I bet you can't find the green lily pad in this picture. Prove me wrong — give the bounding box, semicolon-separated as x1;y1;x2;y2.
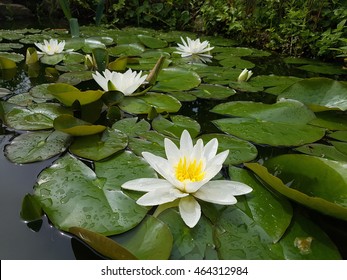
297;63;346;75
48;83;104;106
112;117;150;137
190;84;236;100
113;215;173;260
330;141;347;156
54;114;106;136
309;111;347;130
70;128;128;161
328;131;347;142
4;130;72;163
249;75;303;95
219;56;255;69
246;160;347;221
199;133;257;165
33;151;155;235
212;99;325;146
279;77;347;111
29;84;56;101
158;209;217;260
108;44;145;56
229;167;293;243
152;115;200;138
152;67;201;91
2;102;72;130
118;92;181;114
40;54;65;65
69;227;137;260
137;35;168;49
294;143;347;161
57;71;93;85
0;52;25;62
213;117;326;146
211;99;316;124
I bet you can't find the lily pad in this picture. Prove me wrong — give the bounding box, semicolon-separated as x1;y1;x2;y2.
246;160;347;221
112;117;150;137
137;35;168;49
229;166;293;243
294;143;347;161
158;209;217;260
33;151;156;235
108;44;145;56
199;133;257;165
5;130;72;164
279;77;347;111
213;117;326;146
190;84;236;100
54;114;106;136
152;67;201;91
3;102;72;130
118;92;181;114
70;128;128;161
212;99;325;146
248;75;303;95
152;115;200;138
113;215;173;260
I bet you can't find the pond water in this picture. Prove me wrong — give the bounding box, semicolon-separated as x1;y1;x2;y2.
1;24;347;260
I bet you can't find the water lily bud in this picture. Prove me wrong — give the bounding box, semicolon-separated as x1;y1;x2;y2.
238;68;253;82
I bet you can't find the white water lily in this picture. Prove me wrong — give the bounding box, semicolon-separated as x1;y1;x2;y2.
34;39;66;55
122;130;252;228
175;37;214;63
92;68;148;95
238;68;253;82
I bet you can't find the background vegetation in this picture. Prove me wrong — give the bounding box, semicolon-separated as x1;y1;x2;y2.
5;0;347;59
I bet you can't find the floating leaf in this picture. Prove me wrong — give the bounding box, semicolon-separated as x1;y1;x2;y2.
190;84;236;100
70;128;128;161
118;92;181;114
229;166;293;243
54;114;106;136
152;67;201;91
3;102;72;130
5;130;72;163
248;75;303;95
113;215;173;260
246;160;347;221
34;151;155;235
294;143;347;161
48;83;104;106
108;43;145;56
279;77;347;111
138;35;168;49
40;54;65;65
199;133;257;165
152;115;200;138
20;194;43;222
158;209;217;260
69;227;137;260
112;117;150;137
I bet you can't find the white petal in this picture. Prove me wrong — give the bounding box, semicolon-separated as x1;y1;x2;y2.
180;130;193;155
203;138;218;161
92;71;108;91
164;138;180;165
207;150;229;166
179;196;201;228
190;138;204;163
137;187;188;206
121;178;170;192
194;180;252;205
142;152;178;186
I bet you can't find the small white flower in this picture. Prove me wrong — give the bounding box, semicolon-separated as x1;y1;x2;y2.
34;39;66;55
92;69;148;95
122;130;252;228
238;68;253;82
175;37;214;63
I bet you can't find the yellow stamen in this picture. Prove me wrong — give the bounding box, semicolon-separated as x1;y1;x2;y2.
175;157;205;182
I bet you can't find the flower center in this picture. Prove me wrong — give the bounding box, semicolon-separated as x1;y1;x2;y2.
175;157;205;182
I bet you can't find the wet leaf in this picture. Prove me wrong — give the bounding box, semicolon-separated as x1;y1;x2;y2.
246;161;347;221
33;151;155;235
69;227;137;260
152;115;200;138
54;114;106;136
70;128;128;161
5;130;72;163
20;194;43;222
113;215;173;260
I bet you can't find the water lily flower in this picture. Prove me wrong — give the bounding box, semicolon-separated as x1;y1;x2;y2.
175;37;214;63
34;39;66;55
92;68;148;95
238;68;253;82
122;130;252;228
